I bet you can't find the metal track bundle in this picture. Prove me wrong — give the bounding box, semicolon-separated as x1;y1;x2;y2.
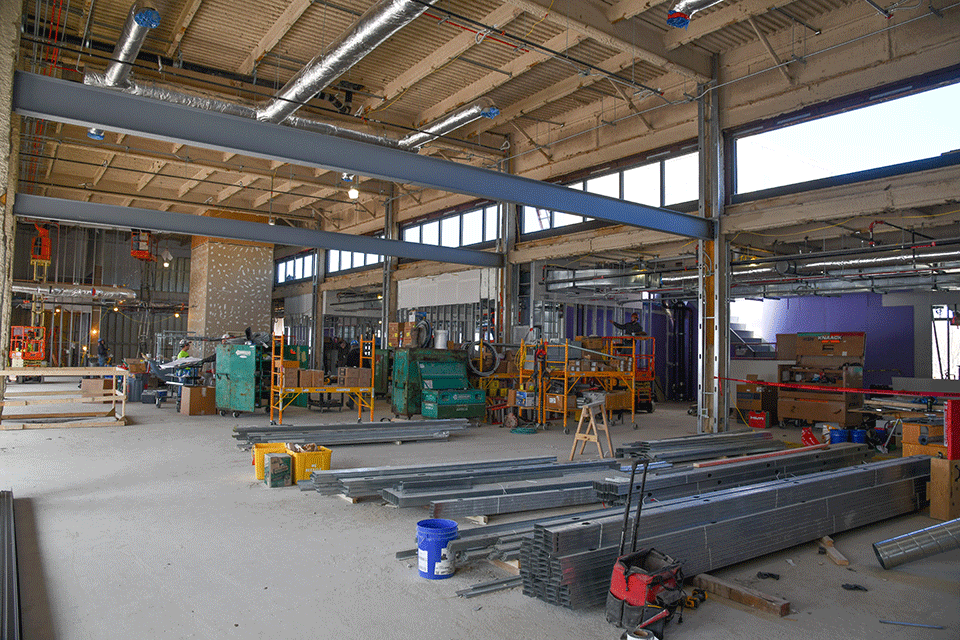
232;419;471;449
615;430;785;462
519;457;930;609
595;443;872;505
1;491;21;640
300;456;559;496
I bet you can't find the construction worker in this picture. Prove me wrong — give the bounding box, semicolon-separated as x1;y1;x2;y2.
612;312;647;336
97;338;109;366
177;340;191;359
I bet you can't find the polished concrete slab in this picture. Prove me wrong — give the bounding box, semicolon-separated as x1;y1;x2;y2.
2;381;957;639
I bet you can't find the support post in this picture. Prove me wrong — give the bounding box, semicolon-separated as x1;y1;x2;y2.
381;186;399;349
697;57;728;434
0;0;21;393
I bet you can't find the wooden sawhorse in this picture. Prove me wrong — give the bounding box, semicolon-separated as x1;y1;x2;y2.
570;401;613;460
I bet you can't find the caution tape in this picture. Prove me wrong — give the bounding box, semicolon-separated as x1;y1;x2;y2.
721;377;960;400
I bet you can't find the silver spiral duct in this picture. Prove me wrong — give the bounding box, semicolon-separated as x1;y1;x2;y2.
13;281;138;300
84;2;160;140
666;0;726;27
398;98;500;150
256;0;436;124
873;517;960;569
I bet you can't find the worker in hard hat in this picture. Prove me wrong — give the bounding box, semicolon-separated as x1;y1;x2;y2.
177;340;192;359
612;312;647;336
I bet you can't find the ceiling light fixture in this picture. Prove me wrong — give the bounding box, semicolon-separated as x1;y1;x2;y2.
347;187;360;200
268;217;276;226
161;249;173;268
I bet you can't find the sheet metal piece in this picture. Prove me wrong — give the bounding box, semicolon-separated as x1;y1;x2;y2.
873;517;960;569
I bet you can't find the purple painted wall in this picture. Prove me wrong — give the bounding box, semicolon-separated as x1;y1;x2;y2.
754;293;913;387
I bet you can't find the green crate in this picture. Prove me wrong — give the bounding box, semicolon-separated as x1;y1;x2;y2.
422;401;486;419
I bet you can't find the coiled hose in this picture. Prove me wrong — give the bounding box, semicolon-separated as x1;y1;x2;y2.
462;340;501;377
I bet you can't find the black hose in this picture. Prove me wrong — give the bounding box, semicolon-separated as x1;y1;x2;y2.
462;341;501;376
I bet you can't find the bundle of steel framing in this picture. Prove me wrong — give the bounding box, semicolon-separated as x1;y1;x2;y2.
1;491;21;640
595;443;873;505
615;430;784;462
232;419;471;449
302;456;559;497
519;457;930;609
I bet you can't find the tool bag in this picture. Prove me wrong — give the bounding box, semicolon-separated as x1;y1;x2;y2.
606;548;685;628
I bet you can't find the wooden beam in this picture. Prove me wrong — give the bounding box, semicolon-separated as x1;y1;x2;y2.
500;0;710;81
664;0;784;50
366;4;524;113
215;174;258;203
417;29;587;125
607;0;671;23
474;51;636;135
691;574;790;617
179;167;215;197
166;0;204;57
91;151;115;186
137;158;168;192
252;179;295;207
238;0;313;76
747;17;793;84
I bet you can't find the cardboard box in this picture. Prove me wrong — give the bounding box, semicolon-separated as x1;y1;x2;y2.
545;393;577;412
748;410;772;429
581;337;603;352
515;390;536;407
283;367;299;388
81;378;114;401
180;385;217;415
263;452;292;487
607;391;634;411
349;368;372;388
123;358;147;374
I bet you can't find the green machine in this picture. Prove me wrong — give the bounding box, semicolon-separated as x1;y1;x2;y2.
215;344;271;416
391;348;469;417
419;361;486;419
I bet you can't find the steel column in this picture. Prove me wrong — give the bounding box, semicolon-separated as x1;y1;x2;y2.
12;72;715;240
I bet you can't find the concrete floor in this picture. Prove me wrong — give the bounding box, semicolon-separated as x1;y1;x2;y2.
2;381;958;640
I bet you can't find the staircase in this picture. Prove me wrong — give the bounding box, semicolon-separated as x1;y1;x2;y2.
730;319;777;359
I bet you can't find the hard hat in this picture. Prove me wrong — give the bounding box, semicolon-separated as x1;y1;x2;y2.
221;333;231;340
179;339;190;347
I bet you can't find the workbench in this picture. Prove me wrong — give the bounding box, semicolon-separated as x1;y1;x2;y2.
1;366;129;429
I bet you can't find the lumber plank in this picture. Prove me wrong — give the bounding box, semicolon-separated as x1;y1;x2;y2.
489;559;520;576
1;416;128;430
467;515;489;525
0;394;120;407
818;536;849;565
0;409;114;421
694;444;829;468
3;367;127;376
692;574;790;617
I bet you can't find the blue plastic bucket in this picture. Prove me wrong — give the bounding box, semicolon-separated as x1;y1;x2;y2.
417;519;459;579
851;429;868;443
829;429;850;443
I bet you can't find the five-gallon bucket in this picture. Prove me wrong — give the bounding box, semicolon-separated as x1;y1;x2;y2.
829;429;850;443
433;329;449;349
851;429;868;443
417;518;459;579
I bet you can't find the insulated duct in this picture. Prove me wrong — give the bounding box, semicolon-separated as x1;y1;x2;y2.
255;0;436;124
12;281;138;300
85;2;160;140
398;98;500;150
667;0;727;28
873;517;960;569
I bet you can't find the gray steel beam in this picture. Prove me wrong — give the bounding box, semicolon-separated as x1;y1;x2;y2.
12;72;715;240
13;194;501;267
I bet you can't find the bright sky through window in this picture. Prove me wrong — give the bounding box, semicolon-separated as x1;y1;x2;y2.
736;82;960;194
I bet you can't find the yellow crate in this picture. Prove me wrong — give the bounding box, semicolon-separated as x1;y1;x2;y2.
286;446;333;482
253;443;287;480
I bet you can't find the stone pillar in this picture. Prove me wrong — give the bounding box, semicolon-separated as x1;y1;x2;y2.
187;211;273;359
0;0;20;383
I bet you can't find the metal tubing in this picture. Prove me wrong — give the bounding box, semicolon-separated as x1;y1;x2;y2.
618;459;640;556
12;72;715;240
628;460;650;553
872;517;960;569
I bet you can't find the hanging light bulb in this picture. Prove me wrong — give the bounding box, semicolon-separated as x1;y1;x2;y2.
268;217;276;226
113;306;119;312
174;312;180;318
347;187;360;200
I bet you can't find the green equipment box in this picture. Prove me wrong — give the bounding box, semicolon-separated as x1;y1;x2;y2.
391;348;469;417
215;344;271;415
422;401;486;419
